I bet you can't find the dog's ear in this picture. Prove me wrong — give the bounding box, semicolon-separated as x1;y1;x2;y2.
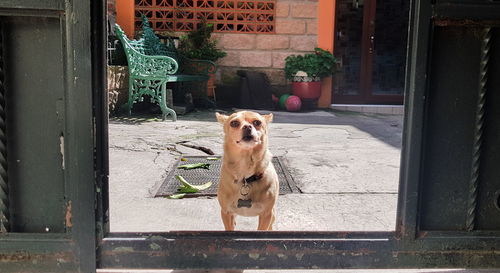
263;113;273;123
215;112;229;124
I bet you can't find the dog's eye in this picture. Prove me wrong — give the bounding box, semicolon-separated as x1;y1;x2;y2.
252;120;262;127
230;120;240;128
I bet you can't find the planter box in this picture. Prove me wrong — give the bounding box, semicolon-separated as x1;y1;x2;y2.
107;65;129;114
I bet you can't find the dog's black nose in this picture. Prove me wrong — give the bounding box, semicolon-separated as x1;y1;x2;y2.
242;125;252;131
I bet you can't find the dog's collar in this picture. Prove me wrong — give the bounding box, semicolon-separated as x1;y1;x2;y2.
239;173;263;200
243;173;263;184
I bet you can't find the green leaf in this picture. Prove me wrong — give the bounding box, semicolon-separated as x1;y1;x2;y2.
175;175;213;193
177;163;210;170
190;181;213;191
167;193;186;199
177;186;198;193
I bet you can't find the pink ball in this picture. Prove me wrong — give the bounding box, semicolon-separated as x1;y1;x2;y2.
272;94;279;104
285;95;302;112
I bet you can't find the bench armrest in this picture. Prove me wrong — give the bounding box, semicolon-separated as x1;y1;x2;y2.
128;51;179;77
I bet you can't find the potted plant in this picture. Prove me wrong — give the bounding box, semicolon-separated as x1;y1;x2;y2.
284;48;337;104
177;21;227;98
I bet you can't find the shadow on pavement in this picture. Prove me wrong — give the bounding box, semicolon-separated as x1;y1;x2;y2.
111;109;403;149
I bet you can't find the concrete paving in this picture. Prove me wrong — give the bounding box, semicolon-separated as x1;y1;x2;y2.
109;109;402;232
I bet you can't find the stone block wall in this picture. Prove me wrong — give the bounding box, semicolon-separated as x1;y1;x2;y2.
214;0;319;88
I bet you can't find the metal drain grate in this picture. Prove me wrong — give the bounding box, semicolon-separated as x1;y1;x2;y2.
155;156;300;197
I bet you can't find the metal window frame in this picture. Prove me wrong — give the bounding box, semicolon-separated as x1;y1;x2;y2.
96;0;500;270
0;0;96;272
1;0;500;271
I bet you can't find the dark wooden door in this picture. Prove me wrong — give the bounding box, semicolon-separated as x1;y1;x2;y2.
333;0;407;104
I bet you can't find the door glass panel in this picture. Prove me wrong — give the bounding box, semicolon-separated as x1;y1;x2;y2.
334;0;364;96
371;0;409;95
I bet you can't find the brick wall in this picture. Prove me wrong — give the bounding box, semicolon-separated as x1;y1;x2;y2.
214;0;318;88
108;0;319;89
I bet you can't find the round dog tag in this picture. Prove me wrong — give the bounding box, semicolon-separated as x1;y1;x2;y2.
240;184;250;196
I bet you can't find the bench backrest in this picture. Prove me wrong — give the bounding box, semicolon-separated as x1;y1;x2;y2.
115;23;178;59
114;24;179;77
140;15;179;60
114;24;142;58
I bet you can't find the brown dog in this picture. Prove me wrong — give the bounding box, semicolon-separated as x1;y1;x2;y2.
216;111;279;231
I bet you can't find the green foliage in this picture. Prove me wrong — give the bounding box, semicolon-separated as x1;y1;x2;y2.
284;48;338;79
178;21;227;62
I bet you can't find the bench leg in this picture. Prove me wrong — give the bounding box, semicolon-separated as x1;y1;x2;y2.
160;84;177;122
127;78;134;116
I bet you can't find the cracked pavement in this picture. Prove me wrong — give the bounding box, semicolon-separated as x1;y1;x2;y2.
109;109;403;232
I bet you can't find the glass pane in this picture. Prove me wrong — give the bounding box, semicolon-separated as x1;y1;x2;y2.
371;0;409;95
334;0;364;96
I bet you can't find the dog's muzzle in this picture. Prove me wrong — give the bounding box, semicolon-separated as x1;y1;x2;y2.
241;125;254;142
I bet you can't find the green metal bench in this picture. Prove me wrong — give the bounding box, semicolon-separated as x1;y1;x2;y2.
139;15;217;87
115;19;216;121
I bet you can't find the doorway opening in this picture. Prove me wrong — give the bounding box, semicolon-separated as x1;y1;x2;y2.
106;0;404;233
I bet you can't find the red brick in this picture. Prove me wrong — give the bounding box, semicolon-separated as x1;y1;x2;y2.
307;20;318;34
240;52;272;68
290;35;317;51
256;35;289;50
220;34;256;50
276;2;290;17
291;3;317;18
276;19;306;34
218;51;240;67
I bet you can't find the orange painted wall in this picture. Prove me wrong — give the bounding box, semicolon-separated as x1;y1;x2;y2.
116;0;135;38
317;0;336;107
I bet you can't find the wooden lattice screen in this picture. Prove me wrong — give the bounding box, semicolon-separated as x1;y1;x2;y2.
135;0;276;33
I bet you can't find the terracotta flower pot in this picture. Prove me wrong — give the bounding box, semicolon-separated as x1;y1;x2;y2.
292;81;321;99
